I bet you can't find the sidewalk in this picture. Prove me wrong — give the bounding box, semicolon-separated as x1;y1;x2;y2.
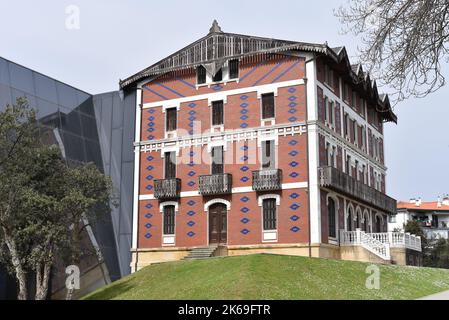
417;290;449;300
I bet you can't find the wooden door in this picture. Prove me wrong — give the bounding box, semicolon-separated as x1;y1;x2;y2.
209;204;227;244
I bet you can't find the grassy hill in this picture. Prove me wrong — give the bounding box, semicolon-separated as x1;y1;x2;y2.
83;254;449;300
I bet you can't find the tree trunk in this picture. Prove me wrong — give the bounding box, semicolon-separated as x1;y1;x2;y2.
4;235;27;300
35;262;51;300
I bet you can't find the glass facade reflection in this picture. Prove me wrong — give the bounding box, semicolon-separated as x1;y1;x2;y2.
0;56;135;299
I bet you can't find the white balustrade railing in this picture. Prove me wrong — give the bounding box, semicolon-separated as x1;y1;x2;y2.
340;229;422;261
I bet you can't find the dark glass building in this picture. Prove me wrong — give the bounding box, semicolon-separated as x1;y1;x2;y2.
0;56;135;299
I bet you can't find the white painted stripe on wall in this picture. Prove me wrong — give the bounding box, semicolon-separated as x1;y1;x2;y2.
138;182;308;201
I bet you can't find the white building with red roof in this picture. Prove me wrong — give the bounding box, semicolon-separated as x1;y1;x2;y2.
391;196;449;239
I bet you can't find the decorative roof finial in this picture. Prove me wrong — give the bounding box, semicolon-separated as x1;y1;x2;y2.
209;20;223;34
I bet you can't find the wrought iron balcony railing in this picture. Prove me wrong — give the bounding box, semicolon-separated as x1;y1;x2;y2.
199;174;232;195
154;178;181;199
318;166;396;214
252;169;283;191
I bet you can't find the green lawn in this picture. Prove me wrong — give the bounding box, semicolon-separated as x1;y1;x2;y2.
83;254;449;300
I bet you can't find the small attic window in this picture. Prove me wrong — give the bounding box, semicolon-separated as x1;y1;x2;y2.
213;68;223;82
197;66;207;85
229;59;239;79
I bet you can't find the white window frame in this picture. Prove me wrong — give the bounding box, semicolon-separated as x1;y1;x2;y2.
258;194;280;243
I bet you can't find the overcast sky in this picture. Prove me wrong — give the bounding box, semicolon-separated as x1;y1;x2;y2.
0;0;447;202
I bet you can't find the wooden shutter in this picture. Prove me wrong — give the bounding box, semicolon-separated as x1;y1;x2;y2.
211;146;224;174
163;205;175;235
164;152;176;179
263;199;277;230
212;101;224;126
262;93;275;119
166;108;177;132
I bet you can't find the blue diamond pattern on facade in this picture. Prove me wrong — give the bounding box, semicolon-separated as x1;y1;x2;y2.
240;156;249;161
145;223;152;229
240;176;249;183
240;207;250;214
146;185;153;191
144;213;153;219
241;218;250;224
240;95;249;100
187;200;196;206
290;193;300;199
289;102;298;108
291;227;300;233
187;211;196;217
187;181;196;187
288;87;297;93
188;116;196;121
187;171;196;177
149;108;156;114
240;109;249;114
288;96;297;101
290;203;301;210
188;162;195;167
289;161;299;168
289;117;298;122
290;172;299;178
189;103;196;108
187;221;195;227
288;151;298;157
241;229;250;235
147;155;154;161
240;196;250;203
189;151;195;157
145;233;152;239
240;123;248;129
288;109;297;114
145;203;153;209
241;145;249;151
147;135;155;140
148;122;155;127
146;165;154;171
148;116;155;121
188;110;196;115
187;231;196;237
240;166;249;172
147;127;155;133
146;175;154;181
240;115;249;121
240;103;249;108
290;215;300;222
288;140;298;146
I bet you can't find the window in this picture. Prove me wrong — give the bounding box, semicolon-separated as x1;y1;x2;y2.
355;160;359;181
352;120;358;144
325;98;334;126
212;69;223;82
331;146;336;168
211;146;224;174
347;208;353;231
343;83;349;102
362;165;366;184
163;205;175;235
325;143;330;167
360;98;366;117
352;91;357;109
346;155;351;175
361;126;366;149
262;93;275;119
262;198;277;231
324;64;334;87
229;59;239;79
262;140;275;169
197;66;207;85
389;215;397;223
328;198;337;238
212;100;224;126
324;97;329;123
164;152;176;179
344;113;349;137
166;107;177;132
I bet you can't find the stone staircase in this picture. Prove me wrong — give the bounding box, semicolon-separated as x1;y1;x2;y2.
183;246;218;260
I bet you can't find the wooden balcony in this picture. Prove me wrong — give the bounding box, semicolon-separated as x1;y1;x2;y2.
199;174;232;196
252;169;283;191
318;166;396;214
154;178;181;199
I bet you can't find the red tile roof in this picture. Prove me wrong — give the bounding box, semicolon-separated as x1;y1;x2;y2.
397;201;449;212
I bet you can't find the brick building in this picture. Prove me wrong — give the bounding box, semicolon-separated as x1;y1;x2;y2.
121;22;421;269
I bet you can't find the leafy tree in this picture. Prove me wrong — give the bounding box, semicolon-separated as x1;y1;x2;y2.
336;0;449;103
0;98;114;300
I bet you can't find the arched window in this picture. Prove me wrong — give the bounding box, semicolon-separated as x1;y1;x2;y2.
328;198;337;238
375;215;382;233
363;212;370;232
347;207;353;231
